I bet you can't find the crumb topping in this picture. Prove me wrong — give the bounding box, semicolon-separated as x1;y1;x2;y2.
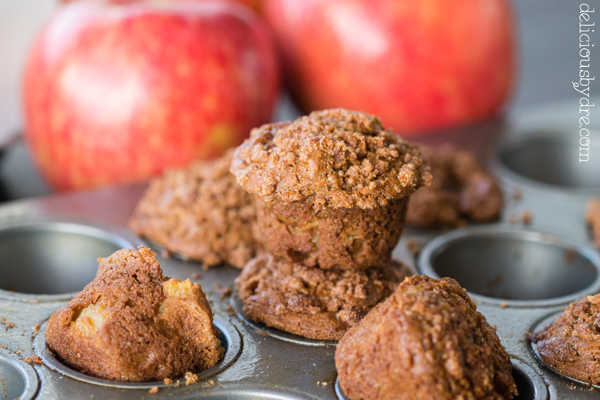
231;109;431;210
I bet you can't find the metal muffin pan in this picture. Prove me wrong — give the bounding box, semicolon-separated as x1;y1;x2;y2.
1;109;600;399
0;346;39;400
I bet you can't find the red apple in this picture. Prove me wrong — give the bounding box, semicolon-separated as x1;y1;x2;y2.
62;0;265;14
23;0;279;191
264;0;515;135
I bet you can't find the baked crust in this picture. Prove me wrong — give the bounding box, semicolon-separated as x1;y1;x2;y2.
531;294;600;385
407;144;504;229
128;150;259;268
45;247;224;381
235;254;411;341
336;275;517;400
231;109;431;211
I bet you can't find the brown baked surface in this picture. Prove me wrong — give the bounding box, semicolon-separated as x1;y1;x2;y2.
231;109;432;211
235;254;411;340
336;275;518;400
587;199;600;248
531;294;600;385
128;150;259;268
407;144;504;229
45;247;224;382
255;196;408;270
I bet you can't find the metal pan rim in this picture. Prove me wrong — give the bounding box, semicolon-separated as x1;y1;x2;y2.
175;384;320;399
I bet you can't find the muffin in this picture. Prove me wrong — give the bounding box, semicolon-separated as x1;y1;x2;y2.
231;109;431;269
336;275;518;400
587;199;600;249
45;247;224;381
531;294;600;385
235;254;411;340
128;150;259;268
407;144;504;229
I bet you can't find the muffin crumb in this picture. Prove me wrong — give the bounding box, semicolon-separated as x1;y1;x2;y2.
185;372;198;385
587;200;600;248
521;211;533;225
21;356;42;364
214;283;232;300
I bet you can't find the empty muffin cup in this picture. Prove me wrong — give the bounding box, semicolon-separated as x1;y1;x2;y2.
0;347;39;400
0;217;143;301
495;130;600;194
418;225;600;307
34;315;241;389
254;196;409;270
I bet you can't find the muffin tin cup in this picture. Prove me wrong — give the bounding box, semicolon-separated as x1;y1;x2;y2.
334;359;548;400
0;216;144;302
418;225;600;307
34;315;242;389
493;129;600;196
229;294;337;347
0;347;40;400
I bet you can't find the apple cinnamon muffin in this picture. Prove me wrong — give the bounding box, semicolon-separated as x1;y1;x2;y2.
530;294;600;385
407;144;504;229
587;199;600;249
128;150;259;268
235;254;411;340
45;247;224;382
231;109;431;269
336;275;518;400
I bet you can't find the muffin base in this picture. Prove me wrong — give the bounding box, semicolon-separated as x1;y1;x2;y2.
235;254;411;341
254;196;408;270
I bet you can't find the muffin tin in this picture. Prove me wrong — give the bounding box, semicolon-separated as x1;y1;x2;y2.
0;102;599;399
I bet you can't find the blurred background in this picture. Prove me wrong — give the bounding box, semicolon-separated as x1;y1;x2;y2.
0;0;597;201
